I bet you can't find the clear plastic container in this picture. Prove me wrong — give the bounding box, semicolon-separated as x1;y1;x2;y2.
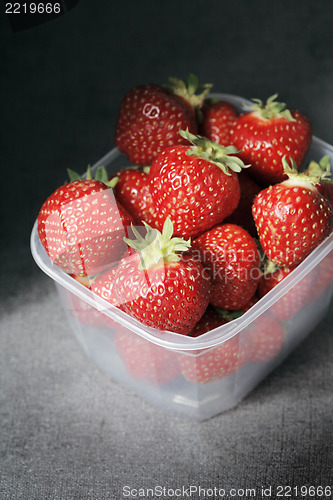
30;94;333;421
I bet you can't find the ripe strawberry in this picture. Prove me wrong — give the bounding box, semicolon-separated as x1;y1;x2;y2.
111;166;162;228
148;129;248;239
165;73;212;124
224;171;261;237
247;314;285;363
230;94;312;185
91;265;122;309
257;261;314;321
179;329;250;384
112;218;211;335
304;155;333;207
115;75;211;166
307;249;333;303
199;98;238;145
252;157;332;267
114;330;180;385
191;223;260;310
65;274;115;329
189;305;228;336
38;168;133;277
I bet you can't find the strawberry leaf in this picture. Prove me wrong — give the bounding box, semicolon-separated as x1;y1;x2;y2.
180;128;250;175
94;166;109;184
67;168;83;182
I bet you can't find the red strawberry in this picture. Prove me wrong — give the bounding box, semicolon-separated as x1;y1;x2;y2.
38;168;133;277
199;98;238;145
191;223;260;310
247;314;285;363
115;75;211;166
189;305;228;336
111;166;162;228
308;249;333;302
252;157;332;267
68;292;117;330
148;130;248;239
304;155;333;207
224;171;261;237
91;265;122;309
114;330;180;385
65;274;116;329
239;294;260;312
179;322;250;384
257;261;314;321
230;94;312;185
112;218;211;335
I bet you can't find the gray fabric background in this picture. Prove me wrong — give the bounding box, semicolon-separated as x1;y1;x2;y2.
1;1;333;498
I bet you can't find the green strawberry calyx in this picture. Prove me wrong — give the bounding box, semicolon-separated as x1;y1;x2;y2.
124;218;191;271
67;165;119;188
244;93;296;121
180;128;250;175
282;156;322;189
165;73;213;109
306;155;333;184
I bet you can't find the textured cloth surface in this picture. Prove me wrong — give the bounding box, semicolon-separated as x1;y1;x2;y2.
1;277;333;499
1;1;333;498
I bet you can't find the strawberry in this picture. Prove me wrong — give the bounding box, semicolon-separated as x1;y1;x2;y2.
115;75;211;166
189;305;228;336
247;314;285;363
64;274;116;329
114;330;180;385
165;73;212;124
178;313;250;384
111;166;162;228
37;167;133;277
199;98;238;145
252;157;332;267
191;223;260;310
112;218;211;335
69;292;117;330
224;171;261;237
308;249;333;303
304;155;333;207
91;265;122;309
239;294;260;312
148;129;248;239
257;261;314;321
230;94;312;185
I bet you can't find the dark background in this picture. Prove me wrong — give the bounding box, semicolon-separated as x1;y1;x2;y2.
1;1;333;498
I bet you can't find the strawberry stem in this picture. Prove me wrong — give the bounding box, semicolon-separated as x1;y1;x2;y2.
124;218;191;271
179;128;250;175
